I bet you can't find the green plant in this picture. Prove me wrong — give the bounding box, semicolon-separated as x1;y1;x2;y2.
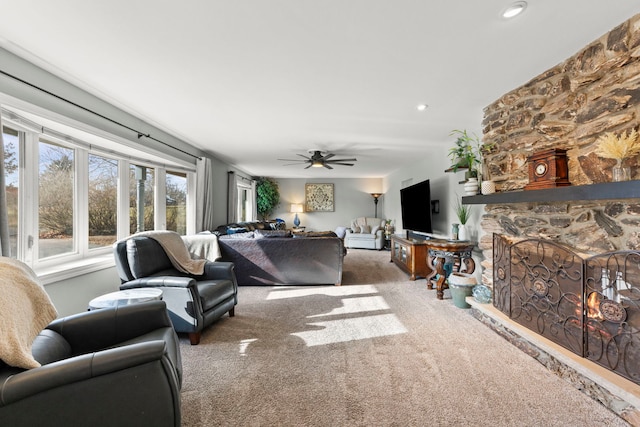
256;177;280;220
448;130;495;177
453;196;472;225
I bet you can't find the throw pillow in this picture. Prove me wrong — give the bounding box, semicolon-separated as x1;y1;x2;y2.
360;225;371;234
227;226;249;235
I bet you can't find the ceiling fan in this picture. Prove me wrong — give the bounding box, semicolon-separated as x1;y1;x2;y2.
278;150;357;169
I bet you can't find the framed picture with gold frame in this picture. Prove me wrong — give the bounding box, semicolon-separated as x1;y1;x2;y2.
305;183;334;212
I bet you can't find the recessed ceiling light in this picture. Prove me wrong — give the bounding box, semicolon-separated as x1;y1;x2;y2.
502;1;527;19
416;104;429;111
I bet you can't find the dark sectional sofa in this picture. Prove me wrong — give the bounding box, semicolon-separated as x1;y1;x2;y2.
215;222;344;286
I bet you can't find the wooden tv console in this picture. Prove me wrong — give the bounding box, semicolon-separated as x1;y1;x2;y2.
389;235;432;280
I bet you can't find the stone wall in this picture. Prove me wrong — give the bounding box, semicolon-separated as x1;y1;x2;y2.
478;14;640;287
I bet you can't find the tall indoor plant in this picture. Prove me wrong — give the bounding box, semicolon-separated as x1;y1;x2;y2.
256;177;280;220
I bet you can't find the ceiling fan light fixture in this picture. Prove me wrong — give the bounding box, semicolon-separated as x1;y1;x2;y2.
311;160;324;167
502;1;527;19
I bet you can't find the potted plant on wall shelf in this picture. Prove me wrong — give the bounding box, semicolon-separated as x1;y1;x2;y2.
448;129;481;180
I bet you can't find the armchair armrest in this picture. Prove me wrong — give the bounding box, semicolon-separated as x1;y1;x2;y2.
47;301;173;352
120;276;196;290
0;341;169;406
202;261;236;281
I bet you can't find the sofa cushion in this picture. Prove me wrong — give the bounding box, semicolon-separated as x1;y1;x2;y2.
254;229;292;238
292;231;338;238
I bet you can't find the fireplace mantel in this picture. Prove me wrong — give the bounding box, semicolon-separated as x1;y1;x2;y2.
462;180;640;205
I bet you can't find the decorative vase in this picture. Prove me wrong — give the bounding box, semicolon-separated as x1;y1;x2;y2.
447;272;477;309
458;224;468;241
481;180;496;195
464;177;479;195
612;164;631;182
451;223;459;240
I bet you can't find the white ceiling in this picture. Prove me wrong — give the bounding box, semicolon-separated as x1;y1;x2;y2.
1;1;639;178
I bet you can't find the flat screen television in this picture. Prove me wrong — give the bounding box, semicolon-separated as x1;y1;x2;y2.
400;179;433;234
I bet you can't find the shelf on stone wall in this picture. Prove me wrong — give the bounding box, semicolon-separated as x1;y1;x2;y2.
462;180;640;205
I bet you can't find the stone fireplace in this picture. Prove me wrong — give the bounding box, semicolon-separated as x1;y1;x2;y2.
478;13;640;281
469;13;640;424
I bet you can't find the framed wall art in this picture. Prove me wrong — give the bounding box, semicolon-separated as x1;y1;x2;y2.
305;183;334;212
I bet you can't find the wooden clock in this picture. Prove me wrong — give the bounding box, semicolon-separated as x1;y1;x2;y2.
524;148;571;190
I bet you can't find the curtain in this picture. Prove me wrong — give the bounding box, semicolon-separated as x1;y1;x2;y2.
0;114;10;256
227;171;238;224
250;179;257;221
196;157;215;232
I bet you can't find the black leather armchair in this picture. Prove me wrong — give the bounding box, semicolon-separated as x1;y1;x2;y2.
114;236;238;344
0;301;182;427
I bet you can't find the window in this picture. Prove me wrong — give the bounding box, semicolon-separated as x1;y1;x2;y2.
1;109;196;276
129;164;155;234
88;153;118;249
166;171;187;235
2;126;19;257
236;179;255;223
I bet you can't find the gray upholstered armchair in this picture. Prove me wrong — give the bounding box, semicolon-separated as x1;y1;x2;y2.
114;235;238;344
344;217;386;250
0;301;182;427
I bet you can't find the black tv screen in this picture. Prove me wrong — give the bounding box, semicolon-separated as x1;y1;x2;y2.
400;179;433;234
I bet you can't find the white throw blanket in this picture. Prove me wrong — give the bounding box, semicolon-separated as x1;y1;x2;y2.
182;233;221;262
0;257;58;369
133;231;207;275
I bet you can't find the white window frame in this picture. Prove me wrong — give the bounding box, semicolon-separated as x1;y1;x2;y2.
236;179;256;222
1;104;197;283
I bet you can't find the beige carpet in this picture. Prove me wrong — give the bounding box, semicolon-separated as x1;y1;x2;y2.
179;249;628;427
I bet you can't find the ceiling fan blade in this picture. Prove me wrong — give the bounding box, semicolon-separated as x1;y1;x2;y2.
282;162;308;166
297;153;311;159
326;158;357;163
323;163;334;169
323;153;335;160
329;162;355;166
278;158;308;162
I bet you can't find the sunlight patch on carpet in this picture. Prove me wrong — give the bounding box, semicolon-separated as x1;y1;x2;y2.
266;284;379;300
307;296;390;318
291;313;408;346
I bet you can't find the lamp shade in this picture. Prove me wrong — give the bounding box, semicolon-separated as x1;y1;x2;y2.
290;203;304;213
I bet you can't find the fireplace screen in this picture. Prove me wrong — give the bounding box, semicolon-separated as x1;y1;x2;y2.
494;234;640;385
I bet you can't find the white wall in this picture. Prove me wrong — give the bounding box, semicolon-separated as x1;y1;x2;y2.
382;142;485;282
271;178;384;232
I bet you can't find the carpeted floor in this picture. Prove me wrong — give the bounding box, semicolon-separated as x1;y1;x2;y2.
179;249;628;426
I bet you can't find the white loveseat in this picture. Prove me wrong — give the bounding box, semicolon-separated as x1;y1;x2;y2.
344;217;385;250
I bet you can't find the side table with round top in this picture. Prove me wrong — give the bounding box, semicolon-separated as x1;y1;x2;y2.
425;239;476;300
88;288;164;310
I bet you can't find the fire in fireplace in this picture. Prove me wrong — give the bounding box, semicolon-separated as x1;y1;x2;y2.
494;234;640;385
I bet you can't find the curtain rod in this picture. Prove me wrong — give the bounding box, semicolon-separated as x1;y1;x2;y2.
0;69;202;160
228;171;254;182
